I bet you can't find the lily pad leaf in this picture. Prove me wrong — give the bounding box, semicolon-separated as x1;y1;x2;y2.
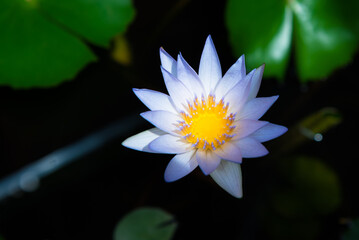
273;156;341;218
226;0;358;82
226;0;293;79
113;207;177;240
38;0;135;47
0;0;134;88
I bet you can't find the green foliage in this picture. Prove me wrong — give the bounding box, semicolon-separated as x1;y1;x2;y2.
274;156;341;217
0;0;134;88
264;156;341;240
113;207;177;240
226;0;359;82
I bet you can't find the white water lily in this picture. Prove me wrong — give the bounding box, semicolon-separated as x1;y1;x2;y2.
122;35;287;198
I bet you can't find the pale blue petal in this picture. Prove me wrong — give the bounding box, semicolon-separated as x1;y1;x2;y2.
122;128;166;153
133;88;177;113
235;137;269;158
198;35;222;93
149;134;191;154
210;160;243;198
239;96;279;120
247;64;265;100
177;54;206;97
160;47;177;76
214;142;242;163
234;120;268;139
140;110;181;135
196;150;221;175
250;123;288;142
161;67;193;111
164;150;197;182
224;69;255;114
214;55;245;99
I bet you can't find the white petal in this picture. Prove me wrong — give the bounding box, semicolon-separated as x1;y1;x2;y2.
247;64;265;100
214;55;245;99
250;123;288;142
149;134;191;154
198;35;222;93
214;142;242;163
224;69;255;113
160;47;177;76
177;54;206;97
140;110;181;135
235;137;269;158
210;160;243;198
161;67;193;111
122;128;166;153
234;119;268;139
239;96;279;120
133;88;177;113
164;150;198;182
196;150;221;175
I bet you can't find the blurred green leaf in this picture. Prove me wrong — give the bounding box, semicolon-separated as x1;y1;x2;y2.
274;108;342;156
343;218;359;240
39;0;134;47
264;156;341;240
226;0;358;82
226;0;292;79
0;0;134;88
292;0;358;80
113;207;177;240
273;156;341;218
299;108;341;134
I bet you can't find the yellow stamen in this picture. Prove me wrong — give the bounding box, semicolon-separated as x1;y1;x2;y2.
177;95;236;151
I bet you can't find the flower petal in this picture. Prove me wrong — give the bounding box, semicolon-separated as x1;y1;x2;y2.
247;64;265;100
160;47;177;76
140;110;181;135
161;67;193;111
235;137;268;158
122;128;166;153
149;134;191;154
234;119;268;139
198;35;222;93
214;55;245;99
239;96;279;120
250;123;288;142
224;69;255;113
210;160;243;198
133;88;177;113
196;150;221;175
164;150;198;182
214;142;242;163
177;54;206;97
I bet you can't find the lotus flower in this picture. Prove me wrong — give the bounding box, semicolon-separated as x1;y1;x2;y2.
122;35;287;198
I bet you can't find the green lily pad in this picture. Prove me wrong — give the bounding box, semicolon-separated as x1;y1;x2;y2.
273;156;341;218
113;207;177;240
0;0;134;88
226;0;358;82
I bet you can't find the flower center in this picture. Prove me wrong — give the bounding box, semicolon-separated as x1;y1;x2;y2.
178;95;236;151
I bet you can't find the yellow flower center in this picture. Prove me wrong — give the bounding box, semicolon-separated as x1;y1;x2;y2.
178;95;236;151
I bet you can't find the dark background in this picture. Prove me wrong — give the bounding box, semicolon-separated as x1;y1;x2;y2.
1;0;359;239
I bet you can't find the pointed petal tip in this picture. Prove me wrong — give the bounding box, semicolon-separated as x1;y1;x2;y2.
210;161;243;198
159;46;168;55
121;139;129;148
132;88;141;94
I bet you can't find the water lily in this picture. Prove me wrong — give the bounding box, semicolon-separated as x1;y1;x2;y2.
122;35;287;198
